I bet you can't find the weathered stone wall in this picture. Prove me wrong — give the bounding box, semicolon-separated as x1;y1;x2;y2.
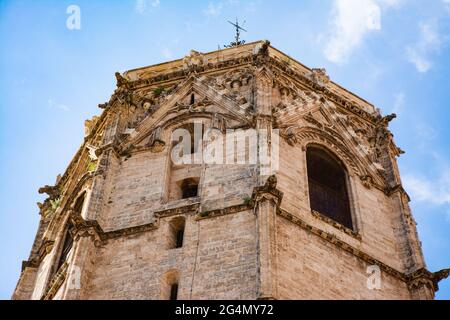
101;151;167;231
276;216;412;299
277;139;407;272
12;267;38;300
83;210;257;300
14;41;436;300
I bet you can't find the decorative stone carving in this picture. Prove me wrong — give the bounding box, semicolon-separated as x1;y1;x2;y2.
183;50;208;70
84;116;99;137
309;68;330;87
146;126;165;153
360;175;373;189
115;72;128;88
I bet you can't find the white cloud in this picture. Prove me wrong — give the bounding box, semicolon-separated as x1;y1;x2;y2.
414;121;438;151
403;171;450;214
406;22;443;73
203;2;223;17
202;0;241;17
392;92;405;115
403;126;450;219
380;0;402;7
324;0;400;64
161;47;173;59
48;99;70;112
135;0;146;14
135;0;160;15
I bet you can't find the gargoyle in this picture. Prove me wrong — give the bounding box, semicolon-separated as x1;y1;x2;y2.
115;72;128;87
38;185;60;199
433;268;450;284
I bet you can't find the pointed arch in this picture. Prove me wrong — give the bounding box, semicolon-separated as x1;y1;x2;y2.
282;125;365;177
306;145;353;229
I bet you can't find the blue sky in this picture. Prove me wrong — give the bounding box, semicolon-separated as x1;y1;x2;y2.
0;0;449;300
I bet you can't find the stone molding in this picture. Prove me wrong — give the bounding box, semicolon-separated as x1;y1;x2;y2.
41;262;68;300
29;191;448;299
311;210;361;240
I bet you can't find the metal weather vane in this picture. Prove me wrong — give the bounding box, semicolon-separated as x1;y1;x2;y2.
224;18;247;48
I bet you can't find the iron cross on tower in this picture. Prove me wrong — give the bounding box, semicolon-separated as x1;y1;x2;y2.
225;18;247;48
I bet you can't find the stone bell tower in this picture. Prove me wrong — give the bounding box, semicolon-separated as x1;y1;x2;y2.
13;40;449;300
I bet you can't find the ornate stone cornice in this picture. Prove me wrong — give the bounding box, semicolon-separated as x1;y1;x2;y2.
69;214;159;245
277;208;449;293
195;204;253;220
155;203;200;219
311;210;361;240
32;192;446;298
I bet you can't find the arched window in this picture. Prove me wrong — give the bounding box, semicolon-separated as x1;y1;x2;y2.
161;270;180;300
73;192;86;216
56;193;85;271
306;146;353;229
56;222;74;270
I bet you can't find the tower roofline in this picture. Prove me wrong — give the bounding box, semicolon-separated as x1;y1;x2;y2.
122;40;378;115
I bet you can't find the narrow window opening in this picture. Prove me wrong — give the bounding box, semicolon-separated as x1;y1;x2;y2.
168;217;185;249
180;178;199;199
306;146;353;229
57;222;74;270
73;192;85;215
170;283;179;300
56;193;85;271
176;229;184;248
161;270;180;300
190;93;195;105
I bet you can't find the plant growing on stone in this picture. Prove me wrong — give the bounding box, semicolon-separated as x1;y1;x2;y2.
153;87;165;97
87;160;97;173
243;195;252;206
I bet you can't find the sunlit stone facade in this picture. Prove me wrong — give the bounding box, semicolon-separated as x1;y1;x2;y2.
13;41;448;300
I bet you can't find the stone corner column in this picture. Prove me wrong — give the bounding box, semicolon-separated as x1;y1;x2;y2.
60;220;102;300
252;175;283;300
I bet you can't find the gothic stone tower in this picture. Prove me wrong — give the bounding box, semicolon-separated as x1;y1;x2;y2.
13;41;449;300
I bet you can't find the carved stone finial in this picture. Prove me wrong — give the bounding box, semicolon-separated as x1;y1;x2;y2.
310;68;330;87
183;50;207;70
84;116;98;137
265;175;277;190
115;72;128;87
254;40;270;56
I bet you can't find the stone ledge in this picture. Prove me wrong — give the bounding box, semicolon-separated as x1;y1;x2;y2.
311;210;361;240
